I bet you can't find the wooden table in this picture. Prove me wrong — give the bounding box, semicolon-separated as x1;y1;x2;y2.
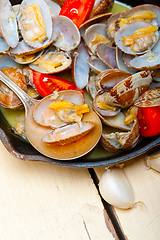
0;139;160;240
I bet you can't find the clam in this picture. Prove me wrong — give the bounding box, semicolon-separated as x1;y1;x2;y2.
42;122;95;144
129;39;160;70
104;70;154;108
100;118;139;152
9;40;44;64
99;111;132;131
52;15;81;51
95;68;131;91
84;23;112;54
86;69;116;99
87;56;109;74
29;46;72;74
96;43;118;69
106;12;121;40
0;67;27;109
0;0;19;48
93;93;121;117
134;88;160;107
114;22;159;55
33;90;85;128
86;73;99;99
72;43;90;90
116;47;137;74
17;0;53;48
116;4;160;28
129;51;160;71
9;30;57;54
33;90;102;150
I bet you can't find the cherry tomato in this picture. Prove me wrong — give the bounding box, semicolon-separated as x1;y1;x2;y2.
137;106;160;137
33;71;84;97
59;0;95;28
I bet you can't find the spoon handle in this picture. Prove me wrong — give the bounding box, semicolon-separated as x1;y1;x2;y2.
0;70;38;111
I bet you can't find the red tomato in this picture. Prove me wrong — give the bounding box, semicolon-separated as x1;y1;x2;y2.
59;0;95;28
137;106;160;137
33;71;84;97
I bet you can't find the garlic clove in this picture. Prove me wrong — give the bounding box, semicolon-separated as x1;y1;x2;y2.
99;167;134;209
145;152;160;172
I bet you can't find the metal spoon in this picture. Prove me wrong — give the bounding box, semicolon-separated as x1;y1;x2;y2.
0;70;102;160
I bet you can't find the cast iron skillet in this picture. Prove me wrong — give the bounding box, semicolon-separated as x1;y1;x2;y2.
0;0;160;168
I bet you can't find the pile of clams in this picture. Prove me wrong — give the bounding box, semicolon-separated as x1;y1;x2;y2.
77;3;160;152
0;0;160;154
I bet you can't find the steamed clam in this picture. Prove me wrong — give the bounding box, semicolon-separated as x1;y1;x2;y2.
0;67;27;109
33;90;86;128
17;0;53;48
114;22;159;55
52;15;81;51
100;118;139;152
33;90;99;145
84;23;113;54
29;46;72;74
42;122;95;144
116;4;160;27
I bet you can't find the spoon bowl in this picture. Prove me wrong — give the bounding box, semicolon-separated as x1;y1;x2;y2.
0;70;102;160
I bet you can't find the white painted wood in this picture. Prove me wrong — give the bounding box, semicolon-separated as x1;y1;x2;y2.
95;155;160;240
0;141;116;240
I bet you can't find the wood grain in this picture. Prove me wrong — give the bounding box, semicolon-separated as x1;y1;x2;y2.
0;140;116;240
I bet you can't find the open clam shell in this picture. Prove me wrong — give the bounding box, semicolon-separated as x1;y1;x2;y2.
114;22;159;55
100;119;139;152
100;111;131;131
52;15;81;51
9;40;44;64
116;47;137;74
42;122;95;144
29;46;72;74
9;31;57;64
9;31;57;55
96;68;131;91
17;0;53;48
72;43;90;89
33;90;85;128
97;43;118;69
87;56;109;74
117;4;160;27
92;93;121;117
106;12;121;40
129;39;160;70
84;23;112;54
0;0;19;48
